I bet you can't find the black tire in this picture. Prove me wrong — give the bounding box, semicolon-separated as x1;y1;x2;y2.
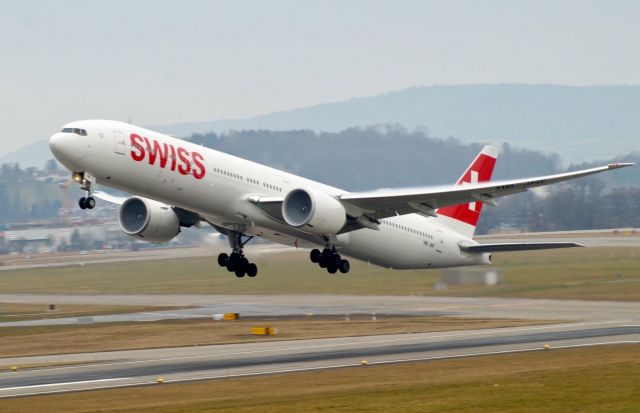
239;257;249;269
333;254;342;268
78;197;87;210
86;197;96;209
322;249;333;261
217;253;229;267
226;263;235;272
229;253;241;268
235;267;246;277
310;249;322;263
339;259;350;274
318;257;327;268
247;263;258;277
327;264;338;274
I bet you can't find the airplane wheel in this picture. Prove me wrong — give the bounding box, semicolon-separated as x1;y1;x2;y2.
333;254;342;268
78;197;87;209
247;263;258;277
229;253;241;268
217;253;229;267
310;249;321;263
318;257;327;268
239;257;249;269
339;259;350;274
327;264;338;274
86;197;96;209
322;249;333;261
235;267;246;277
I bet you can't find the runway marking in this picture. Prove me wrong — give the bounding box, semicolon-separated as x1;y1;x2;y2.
0;319;629;375
365;340;640;366
151;339;640;384
0;340;636;398
0;378;127;392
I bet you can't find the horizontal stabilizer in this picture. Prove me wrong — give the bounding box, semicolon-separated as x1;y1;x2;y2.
460;242;583;253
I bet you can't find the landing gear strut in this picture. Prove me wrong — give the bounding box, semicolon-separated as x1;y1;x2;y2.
217;231;258;278
75;172;96;210
310;247;350;274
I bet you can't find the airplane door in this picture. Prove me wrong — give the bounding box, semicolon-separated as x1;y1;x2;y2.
435;229;444;253
114;131;126;155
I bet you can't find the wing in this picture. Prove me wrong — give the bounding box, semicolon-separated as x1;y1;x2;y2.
93;191;127;205
339;163;634;221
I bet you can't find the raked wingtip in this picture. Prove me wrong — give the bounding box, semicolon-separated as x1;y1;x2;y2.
607;162;635;169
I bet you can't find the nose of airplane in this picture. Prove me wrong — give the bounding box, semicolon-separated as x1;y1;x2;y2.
49;132;68;160
49;132;79;167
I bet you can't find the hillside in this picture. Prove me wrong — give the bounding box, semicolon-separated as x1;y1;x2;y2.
188;127;560;191
156;84;640;163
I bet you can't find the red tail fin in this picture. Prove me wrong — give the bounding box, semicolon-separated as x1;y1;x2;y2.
437;145;498;236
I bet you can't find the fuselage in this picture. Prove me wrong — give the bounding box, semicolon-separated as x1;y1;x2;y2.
49;120;489;269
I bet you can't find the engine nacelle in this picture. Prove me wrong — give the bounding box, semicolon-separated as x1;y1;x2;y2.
118;197;180;243
282;188;347;235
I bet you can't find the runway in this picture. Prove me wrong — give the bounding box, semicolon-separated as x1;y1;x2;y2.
1;293;640;327
1;319;638;398
0;229;638;398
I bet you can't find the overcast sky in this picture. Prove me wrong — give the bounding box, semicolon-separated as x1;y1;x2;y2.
2;0;640;155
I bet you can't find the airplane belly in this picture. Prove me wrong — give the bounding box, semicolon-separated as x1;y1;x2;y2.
340;227;432;269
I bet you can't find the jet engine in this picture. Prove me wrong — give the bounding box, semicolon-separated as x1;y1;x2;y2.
118;196;180;243
282;188;346;235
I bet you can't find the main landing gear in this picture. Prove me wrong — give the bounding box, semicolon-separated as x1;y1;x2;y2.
310;247;350;274
217;231;258;278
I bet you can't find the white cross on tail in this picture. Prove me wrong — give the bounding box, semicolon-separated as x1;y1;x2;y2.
467;170;479;211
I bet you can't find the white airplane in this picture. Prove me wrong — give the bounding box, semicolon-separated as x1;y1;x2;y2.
49;120;633;277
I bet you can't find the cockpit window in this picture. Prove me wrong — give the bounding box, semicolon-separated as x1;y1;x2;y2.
61;128;87;136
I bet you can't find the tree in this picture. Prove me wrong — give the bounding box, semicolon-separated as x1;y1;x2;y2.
44;159;58;173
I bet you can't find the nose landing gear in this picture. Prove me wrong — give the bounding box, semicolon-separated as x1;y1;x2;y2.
74;172;96;210
79;196;96;210
217;231;258;278
310;247;350;274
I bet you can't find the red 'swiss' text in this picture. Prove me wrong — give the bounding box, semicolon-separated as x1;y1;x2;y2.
129;134;206;179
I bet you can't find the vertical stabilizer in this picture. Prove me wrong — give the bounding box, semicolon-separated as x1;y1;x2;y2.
437;145;498;238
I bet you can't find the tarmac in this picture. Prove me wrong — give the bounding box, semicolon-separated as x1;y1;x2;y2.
0;319;637;397
0;231;638;397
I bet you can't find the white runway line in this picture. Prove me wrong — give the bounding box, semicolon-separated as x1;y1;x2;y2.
0;377;128;392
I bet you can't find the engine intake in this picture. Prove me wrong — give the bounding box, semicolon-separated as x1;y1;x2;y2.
282;188;346;235
118;197;180;243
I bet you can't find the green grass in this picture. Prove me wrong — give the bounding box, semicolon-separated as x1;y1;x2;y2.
0;247;638;300
3;344;639;412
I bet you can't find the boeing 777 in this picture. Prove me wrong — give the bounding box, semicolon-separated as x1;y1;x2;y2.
49;120;633;277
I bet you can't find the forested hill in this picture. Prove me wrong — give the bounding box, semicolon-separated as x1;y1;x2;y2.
188;126;561;191
160;84;640;163
188;126;638;191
